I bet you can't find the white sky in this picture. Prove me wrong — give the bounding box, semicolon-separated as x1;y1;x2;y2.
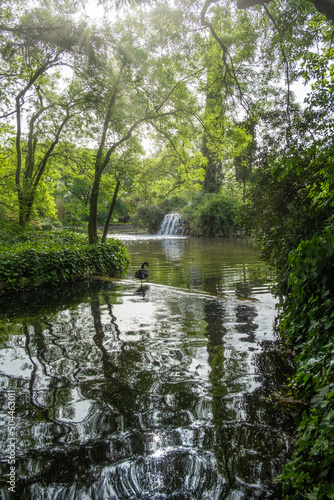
292;79;311;106
85;0;104;18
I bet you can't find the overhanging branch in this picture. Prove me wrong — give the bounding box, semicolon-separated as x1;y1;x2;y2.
237;0;334;22
201;0;250;111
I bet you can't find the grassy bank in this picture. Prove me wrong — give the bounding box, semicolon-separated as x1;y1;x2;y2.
0;229;129;292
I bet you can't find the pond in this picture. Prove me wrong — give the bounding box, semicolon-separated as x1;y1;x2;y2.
0;235;295;499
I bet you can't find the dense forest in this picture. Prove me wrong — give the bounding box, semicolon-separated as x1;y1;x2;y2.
1;0;334;497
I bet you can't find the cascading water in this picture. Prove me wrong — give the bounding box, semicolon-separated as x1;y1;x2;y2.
157;212;185;235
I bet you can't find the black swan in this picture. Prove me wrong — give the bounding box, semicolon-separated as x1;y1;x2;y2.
134;262;149;283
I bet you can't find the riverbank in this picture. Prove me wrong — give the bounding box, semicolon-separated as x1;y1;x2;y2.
0;230;129;293
0;223;248;294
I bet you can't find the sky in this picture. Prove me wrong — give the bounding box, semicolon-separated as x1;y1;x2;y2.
85;0;108;20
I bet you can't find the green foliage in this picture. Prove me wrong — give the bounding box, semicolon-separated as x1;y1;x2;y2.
131;203;164;232
0;0;92;228
276;224;334;499
244;107;334;497
159;195;188;214
245;111;334;295
241;4;334;491
131;134;206;206
185;192;243;236
0;229;129;292
0;0;333;494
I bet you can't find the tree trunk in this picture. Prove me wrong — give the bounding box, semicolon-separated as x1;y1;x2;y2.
237;0;270;8
17;185;35;229
202;135;222;194
310;0;334;21
102;179;121;243
88;174;101;244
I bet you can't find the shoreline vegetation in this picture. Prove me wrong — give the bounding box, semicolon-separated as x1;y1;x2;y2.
0;229;129;293
0;218;242;293
0;222;333;497
1;0;333;495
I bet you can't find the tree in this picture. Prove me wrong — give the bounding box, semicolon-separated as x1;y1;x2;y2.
52;145;95;224
0;1;100;228
101;141;142;242
84;7;202;242
0;133;17;220
198;0;269;193
233;118;257;200
133;137;207;207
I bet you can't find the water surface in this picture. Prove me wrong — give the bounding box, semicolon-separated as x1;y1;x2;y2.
0;236;294;499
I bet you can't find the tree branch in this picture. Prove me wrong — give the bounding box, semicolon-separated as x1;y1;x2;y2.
237;0;334;22
95;64;125;174
201;0;250;111
33;110;71;189
263;4;292;140
14;53;63;188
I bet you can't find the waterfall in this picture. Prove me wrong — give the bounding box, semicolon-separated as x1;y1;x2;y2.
157;212;185;235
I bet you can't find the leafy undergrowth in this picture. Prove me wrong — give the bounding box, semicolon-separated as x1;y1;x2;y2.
0;229;129;292
278;225;334;499
183;192;243;236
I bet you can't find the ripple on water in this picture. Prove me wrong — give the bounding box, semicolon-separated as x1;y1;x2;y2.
0;236;294;499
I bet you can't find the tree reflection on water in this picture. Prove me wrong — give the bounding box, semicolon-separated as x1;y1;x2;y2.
0;238;296;499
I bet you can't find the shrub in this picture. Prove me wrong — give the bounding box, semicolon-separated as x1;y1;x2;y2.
131;204;164;232
244;147;333;296
277;224;334;498
0;230;129;292
184;193;242;236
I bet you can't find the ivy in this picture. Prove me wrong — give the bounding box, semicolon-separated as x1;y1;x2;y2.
0;230;129;292
277;222;334;498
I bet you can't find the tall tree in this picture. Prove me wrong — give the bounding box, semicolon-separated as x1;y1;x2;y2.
0;1;97;228
196;0;321;198
198;0;266;193
84;6;202;242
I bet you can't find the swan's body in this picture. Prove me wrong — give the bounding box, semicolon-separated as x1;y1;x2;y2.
134;262;149;283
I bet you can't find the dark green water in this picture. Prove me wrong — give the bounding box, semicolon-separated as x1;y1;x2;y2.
0;235;295;499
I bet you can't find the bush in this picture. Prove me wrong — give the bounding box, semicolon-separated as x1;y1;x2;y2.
41;218;62;231
277;224;334;499
245;138;334;497
131;204;164;232
0;230;129;292
244;150;333;296
184;193;243;236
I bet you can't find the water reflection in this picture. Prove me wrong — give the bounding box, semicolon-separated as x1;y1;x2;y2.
0;237;295;499
160;237;187;261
